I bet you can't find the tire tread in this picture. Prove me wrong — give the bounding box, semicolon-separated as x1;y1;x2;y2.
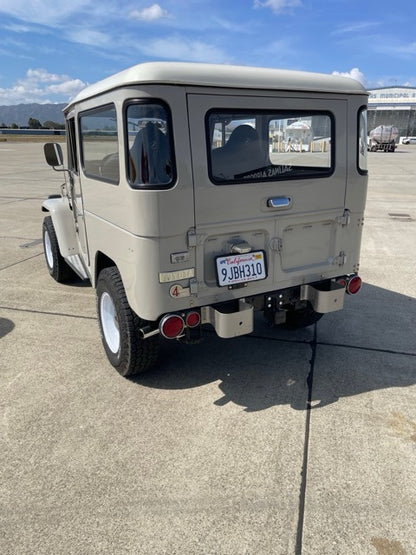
42;216;75;283
97;267;159;376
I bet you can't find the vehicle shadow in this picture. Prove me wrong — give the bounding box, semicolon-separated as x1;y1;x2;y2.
135;283;416;412
57;275;91;288
0;317;15;339
69;278;91;288
370;150;410;155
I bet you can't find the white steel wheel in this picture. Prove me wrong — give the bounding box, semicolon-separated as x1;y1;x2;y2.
44;228;54;270
42;216;75;283
100;291;120;354
96;266;159;376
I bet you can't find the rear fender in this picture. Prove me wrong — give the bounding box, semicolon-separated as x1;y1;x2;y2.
42;198;79;258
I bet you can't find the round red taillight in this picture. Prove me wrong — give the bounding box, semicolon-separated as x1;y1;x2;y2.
159;315;184;339
347;275;362;295
186;311;200;328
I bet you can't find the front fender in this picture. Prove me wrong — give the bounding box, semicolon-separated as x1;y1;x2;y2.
42;198;79;258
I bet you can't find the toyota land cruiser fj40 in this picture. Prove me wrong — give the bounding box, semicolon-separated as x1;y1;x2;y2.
42;62;368;376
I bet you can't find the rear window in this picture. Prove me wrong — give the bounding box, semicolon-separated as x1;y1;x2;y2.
207;110;334;184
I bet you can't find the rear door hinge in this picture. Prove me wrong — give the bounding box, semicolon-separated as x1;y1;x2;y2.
336;209;350;226
187;228;197;248
270;237;283;252
189;277;198;295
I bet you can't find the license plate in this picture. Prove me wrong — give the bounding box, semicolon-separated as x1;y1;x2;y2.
216;251;267;287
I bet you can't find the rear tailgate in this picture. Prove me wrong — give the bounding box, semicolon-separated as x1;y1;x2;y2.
187;92;349;302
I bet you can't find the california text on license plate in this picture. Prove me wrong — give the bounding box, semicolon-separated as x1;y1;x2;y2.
216;251;267;287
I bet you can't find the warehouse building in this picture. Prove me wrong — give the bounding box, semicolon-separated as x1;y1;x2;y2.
367;86;416;139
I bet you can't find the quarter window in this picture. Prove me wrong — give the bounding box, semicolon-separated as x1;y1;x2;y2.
358;107;368;173
207;110;334;184
125;102;175;188
79;104;119;183
67;118;78;174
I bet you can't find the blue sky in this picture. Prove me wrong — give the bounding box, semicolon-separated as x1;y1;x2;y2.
0;0;415;105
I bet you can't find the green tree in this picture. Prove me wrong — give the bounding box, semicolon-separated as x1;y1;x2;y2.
43;120;65;129
28;117;42;129
10;123;18;129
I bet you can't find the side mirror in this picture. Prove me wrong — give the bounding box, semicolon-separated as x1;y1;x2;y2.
44;143;64;168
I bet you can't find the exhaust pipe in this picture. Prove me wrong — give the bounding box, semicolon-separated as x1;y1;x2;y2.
139;326;160;339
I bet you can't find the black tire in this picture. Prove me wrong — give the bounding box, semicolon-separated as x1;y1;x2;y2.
42;215;76;283
96;267;159;376
279;302;323;330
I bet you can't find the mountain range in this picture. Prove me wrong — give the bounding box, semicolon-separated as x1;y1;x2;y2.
0;103;66;127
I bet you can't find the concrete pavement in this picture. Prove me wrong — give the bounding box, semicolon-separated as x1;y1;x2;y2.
0;143;415;554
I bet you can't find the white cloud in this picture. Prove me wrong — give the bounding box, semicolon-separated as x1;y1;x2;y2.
139;36;230;64
254;0;302;14
129;4;169;22
210;16;253;34
332;68;366;86
2;23;32;32
0;68;86;105
0;0;93;26
66;28;111;47
258;38;296;58
384;42;416;57
26;68;61;83
332;21;380;36
46;79;86;96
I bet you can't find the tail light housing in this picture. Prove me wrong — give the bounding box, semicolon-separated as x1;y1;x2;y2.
159;310;201;339
159;314;184;339
346;275;362;295
185;311;200;328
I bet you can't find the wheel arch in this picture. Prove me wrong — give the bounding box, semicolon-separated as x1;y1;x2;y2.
94;251;117;287
41;197;79;258
42;215;77;283
96;265;159;375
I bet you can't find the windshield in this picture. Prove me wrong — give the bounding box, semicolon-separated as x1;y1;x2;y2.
207;110;334;184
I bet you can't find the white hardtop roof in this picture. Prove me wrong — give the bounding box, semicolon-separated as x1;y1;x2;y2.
66;62;367;109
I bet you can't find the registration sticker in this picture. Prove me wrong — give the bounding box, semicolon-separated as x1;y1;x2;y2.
216;251;267;287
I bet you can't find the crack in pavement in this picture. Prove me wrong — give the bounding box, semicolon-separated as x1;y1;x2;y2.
294;325;317;555
249;333;416;358
0;252;43;272
0;305;96;321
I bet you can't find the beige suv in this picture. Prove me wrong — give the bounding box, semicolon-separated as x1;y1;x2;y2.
42;62;368;376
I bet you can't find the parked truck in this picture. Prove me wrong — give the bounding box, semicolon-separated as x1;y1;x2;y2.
42;62;368;377
368;125;398;152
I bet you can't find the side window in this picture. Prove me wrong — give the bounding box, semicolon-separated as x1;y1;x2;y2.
126;102;175;188
79;104;119;183
358;107;368;173
208;110;334;184
66;118;78;174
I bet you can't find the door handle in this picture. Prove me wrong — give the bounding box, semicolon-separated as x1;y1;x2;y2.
267;196;292;209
